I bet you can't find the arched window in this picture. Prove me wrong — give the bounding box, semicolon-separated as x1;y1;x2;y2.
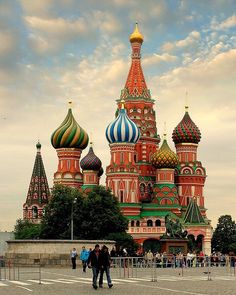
32;206;38;219
147;219;153;227
131;220;135;227
120;191;124;203
155;219;161;226
136;220;140;227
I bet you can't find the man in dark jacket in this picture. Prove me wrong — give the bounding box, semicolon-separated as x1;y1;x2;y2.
87;244;102;289
99;245;113;288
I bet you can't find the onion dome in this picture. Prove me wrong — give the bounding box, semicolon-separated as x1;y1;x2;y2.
106;101;140;144
151;136;179;169
130;22;143;44
98;167;104;177
51;105;89;150
172;106;201;144
80;143;102;171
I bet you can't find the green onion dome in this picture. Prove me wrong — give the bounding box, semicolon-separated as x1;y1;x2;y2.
172;107;201;144
151;137;179;169
51;108;89;149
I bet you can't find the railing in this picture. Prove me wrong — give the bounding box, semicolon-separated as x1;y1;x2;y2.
0;258;42;283
0;255;235;283
110;255;236;281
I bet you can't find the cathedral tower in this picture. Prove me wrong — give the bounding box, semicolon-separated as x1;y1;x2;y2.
51;103;89;188
80;142;103;192
23;142;50;223
151;134;181;216
172;106;206;215
106;101;141;216
117;23;160;202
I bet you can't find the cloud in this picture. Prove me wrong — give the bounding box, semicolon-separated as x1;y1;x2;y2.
161;31;201;53
215;14;236;30
25;16;89;37
143;53;178;66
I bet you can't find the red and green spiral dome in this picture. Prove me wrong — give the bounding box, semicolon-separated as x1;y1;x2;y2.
51;108;89;149
172;108;201;144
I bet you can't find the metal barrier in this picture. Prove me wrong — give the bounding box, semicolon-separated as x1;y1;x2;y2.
0;258;42;283
110;255;236;281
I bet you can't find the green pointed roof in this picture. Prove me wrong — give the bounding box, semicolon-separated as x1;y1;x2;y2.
25;142;50;205
183;198;206;224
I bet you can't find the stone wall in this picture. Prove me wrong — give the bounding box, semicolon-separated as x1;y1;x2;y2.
5;240;115;267
0;232;14;256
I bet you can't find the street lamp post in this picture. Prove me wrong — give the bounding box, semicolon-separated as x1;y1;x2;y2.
71;198;77;240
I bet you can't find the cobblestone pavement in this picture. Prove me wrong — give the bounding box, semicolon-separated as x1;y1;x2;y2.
0;267;235;295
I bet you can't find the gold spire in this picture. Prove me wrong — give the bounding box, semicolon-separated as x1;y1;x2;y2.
130;22;144;44
121;99;125;109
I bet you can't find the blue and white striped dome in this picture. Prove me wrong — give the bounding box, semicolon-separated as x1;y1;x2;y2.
106;107;140;144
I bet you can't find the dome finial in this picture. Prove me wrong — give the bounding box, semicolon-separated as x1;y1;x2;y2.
68;100;72;109
130;22;143;43
163;122;167;139
185;91;189;112
36;140;41;150
121;99;125;109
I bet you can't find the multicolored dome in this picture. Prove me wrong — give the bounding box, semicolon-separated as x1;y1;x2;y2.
130;22;143;44
80;144;102;171
51;107;89;149
151;137;179;169
172;107;201;144
106;102;140;144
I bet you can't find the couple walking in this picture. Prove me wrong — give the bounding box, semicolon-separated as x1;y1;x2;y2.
87;244;113;289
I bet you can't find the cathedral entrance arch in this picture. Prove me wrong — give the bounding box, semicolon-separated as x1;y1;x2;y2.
143;239;161;253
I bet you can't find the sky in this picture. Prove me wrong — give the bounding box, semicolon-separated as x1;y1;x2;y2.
0;0;236;231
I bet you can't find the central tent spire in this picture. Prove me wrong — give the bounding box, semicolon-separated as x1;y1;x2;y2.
121;23;151;100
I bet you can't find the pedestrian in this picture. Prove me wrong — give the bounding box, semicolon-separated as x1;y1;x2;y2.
71;247;78;269
80;246;90;272
99;245;113;289
87;244;101;290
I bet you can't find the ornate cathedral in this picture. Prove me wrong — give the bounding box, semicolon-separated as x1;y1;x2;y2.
23;24;212;254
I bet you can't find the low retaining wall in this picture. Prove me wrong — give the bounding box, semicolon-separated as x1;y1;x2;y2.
5;240;115;267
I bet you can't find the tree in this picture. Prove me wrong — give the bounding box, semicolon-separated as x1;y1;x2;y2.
40;184;128;240
40;184;83;239
14;219;41;239
76;186;128;239
212;215;236;253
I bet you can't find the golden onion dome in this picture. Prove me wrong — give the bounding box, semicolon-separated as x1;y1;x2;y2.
151;137;179;169
130;22;144;44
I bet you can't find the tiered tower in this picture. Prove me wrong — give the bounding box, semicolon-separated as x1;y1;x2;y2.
23;142;50;223
172;106;206;214
117;23;160;202
51;103;89;188
151;135;180;215
80;142;103;192
106;101;141;216
172;106;211;254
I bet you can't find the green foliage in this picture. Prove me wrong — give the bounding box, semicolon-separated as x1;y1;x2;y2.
77;186;128;239
40;184;83;239
14;185;130;241
212;215;236;253
105;232;139;255
14;219;41;239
